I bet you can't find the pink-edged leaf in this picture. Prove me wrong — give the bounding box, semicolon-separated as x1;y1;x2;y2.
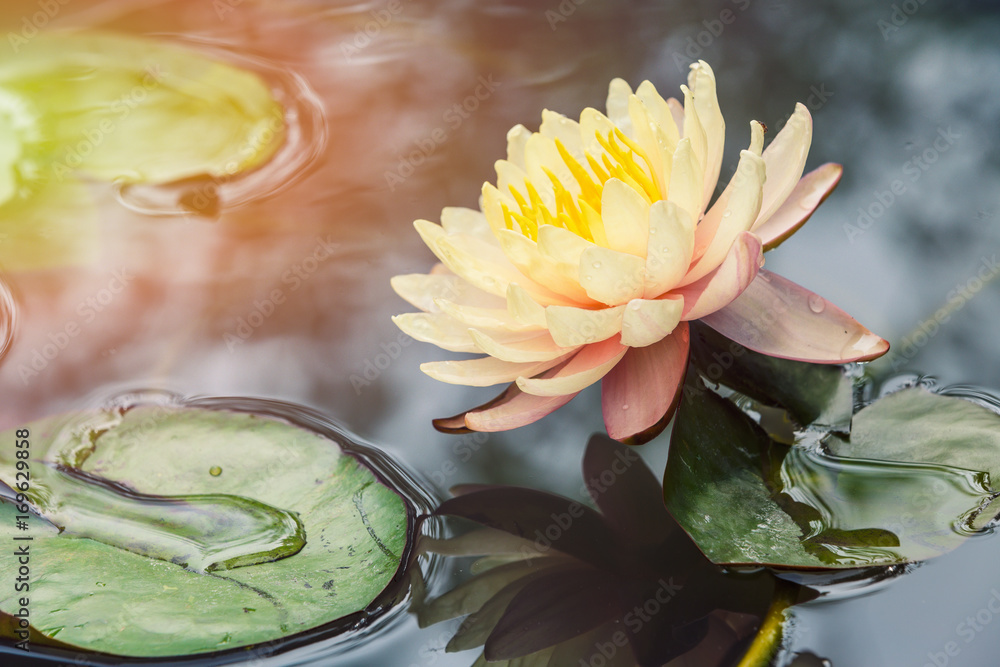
601;323;690;444
754;163;843;251
672;231;763;321
432;357;581;434
701;270;889;363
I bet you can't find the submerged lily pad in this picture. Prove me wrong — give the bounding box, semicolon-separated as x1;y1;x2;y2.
0;404;412;658
0;31;285;270
664;379;1000;569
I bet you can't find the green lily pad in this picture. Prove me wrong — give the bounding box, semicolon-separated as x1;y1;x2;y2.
825;387;1000;531
664;379;998;569
0;404;411;657
0;31;284;185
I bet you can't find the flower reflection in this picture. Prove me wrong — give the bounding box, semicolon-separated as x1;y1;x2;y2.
416;435;816;666
392;61;888;444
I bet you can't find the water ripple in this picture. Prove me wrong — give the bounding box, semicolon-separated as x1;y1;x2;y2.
114;37;328;219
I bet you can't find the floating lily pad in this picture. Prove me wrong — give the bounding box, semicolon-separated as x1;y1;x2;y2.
0;403;412;658
0;31;284;185
664;379;999;569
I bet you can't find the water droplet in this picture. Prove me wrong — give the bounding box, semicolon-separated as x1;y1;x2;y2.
621;404;629;411
649;227;657;235
723;210;732;218
28;464;305;574
584;274;593;281
808;294;826;313
592;261;602;269
660;246;670;254
210;466;223;477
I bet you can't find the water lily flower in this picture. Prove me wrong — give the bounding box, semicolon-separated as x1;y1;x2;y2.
392;61;888;443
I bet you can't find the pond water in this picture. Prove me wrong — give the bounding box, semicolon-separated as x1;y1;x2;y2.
0;0;999;665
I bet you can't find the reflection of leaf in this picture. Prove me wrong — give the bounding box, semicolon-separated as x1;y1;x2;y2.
0;178;96;271
664;379;997;568
0;31;284;184
420;435;809;667
827;387;1000;525
0;405;410;658
689;322;854;431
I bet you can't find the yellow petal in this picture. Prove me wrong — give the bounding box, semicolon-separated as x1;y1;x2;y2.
545;304;626;347
435;298;542;333
540;109;584;166
606;78;633;133
687;61;725;208
643;201;696;298
579;107;617;164
627;94;671;195
392;273;464;312
579;245;646;306
392;313;479;353
620;297;684;347
440;206;493;241
600;177;649;257
421;356;566;387
516;337;627;397
469;329;575;363
682;148;765;285
635;80;680;147
667;137;702;225
506;123;531;168
496;229;595;305
754;103;812;228
506;283;548;328
680;83;708;195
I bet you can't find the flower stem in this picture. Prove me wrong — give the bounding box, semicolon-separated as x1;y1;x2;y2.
736;580;798;667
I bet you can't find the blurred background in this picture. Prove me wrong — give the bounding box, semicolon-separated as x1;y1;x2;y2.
0;0;998;664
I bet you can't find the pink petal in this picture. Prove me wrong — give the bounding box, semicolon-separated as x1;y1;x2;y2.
601;323;690;444
516;335;627;396
672;231;763;321
701;270;890;363
753;163;843;250
432;358;582;434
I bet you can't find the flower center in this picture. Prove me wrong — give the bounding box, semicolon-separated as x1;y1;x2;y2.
500;127;661;243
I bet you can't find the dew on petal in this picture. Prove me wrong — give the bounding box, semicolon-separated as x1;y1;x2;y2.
592;261;602;268
808;294;826;314
621;404;629;410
